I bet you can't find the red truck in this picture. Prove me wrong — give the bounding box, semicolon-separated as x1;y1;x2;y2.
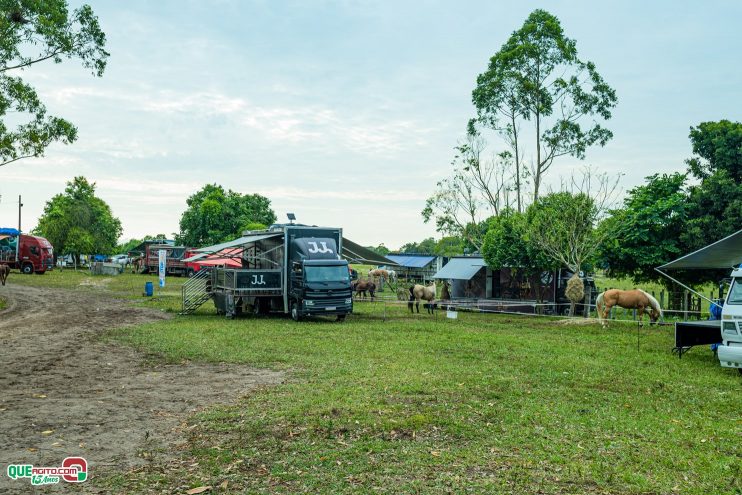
129;241;197;276
0;230;54;274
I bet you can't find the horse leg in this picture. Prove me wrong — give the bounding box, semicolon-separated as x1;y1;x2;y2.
416;299;420;313
601;303;611;328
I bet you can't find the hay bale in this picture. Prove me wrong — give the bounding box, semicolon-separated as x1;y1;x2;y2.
565;273;584;304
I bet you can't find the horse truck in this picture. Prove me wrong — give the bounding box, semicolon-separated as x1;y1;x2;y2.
186;224;354;321
0;228;54;274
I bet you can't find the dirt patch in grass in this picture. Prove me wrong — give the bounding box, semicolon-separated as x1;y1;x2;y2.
0;284;284;492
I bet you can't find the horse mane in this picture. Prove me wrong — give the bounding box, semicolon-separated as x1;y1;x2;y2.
638;289;663;319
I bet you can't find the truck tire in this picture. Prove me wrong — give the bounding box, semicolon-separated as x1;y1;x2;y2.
21;264;33;275
187;268;195;278
291;302;301;322
336;314;346;322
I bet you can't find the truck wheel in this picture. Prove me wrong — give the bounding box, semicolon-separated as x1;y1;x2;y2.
187;268;195;278
291;302;301;322
21;264;33;275
336;314;346;322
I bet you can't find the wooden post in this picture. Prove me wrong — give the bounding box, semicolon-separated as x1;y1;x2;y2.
683;290;688;320
660;290;665;312
583;286;591;318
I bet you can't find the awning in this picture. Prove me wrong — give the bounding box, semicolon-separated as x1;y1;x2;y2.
433;257;487;280
385;254;436;268
341;238;399;266
657;229;742;270
192;233;281;254
195;257;242;268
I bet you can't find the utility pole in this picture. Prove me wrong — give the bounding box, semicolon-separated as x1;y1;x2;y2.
18;194;22;232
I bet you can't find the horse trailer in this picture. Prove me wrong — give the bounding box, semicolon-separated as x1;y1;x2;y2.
183;224;359;321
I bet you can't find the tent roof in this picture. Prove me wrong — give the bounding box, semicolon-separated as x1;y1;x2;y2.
658;229;742;270
433;257;487;280
385;254;437;268
341;238;399;266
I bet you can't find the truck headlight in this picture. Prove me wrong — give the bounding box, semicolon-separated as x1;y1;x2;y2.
723;322;737;332
345;298;352;304
305;300;314;306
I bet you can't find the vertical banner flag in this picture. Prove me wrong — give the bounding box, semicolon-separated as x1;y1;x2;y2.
158;249;166;288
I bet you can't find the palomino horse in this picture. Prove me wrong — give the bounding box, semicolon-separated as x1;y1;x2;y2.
369;269;396;284
409;281;436;314
352;279;376;300
596;289;662;328
0;264;9;286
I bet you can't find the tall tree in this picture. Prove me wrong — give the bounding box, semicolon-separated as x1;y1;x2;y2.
34;176;122;264
472;9;617;203
681;120;742;253
178;184;276;247
0;1;108;167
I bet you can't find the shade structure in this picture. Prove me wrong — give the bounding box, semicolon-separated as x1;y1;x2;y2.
657;229;742;270
341;238;400;266
433;257;487;280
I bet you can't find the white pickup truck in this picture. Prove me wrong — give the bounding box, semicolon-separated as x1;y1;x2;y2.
719;268;742;374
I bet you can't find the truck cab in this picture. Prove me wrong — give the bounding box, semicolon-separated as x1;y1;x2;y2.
290;259;353;321
288;236;353;321
719;268;742;373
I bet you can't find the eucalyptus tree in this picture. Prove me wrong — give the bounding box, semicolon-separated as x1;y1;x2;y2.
472;9;617;204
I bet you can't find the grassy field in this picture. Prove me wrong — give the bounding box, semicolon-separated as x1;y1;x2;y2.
8;270;742;493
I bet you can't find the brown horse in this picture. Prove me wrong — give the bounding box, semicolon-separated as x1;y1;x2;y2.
0;264;9;286
596;289;662;327
409;282;436;314
352;279;376;300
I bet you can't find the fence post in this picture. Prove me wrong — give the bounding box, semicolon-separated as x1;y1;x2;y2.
683;289;688;320
583;286;591;318
660;290;665;312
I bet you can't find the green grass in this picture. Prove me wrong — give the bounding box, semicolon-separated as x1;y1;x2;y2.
11;270;741;493
0;295;6;310
8;268;200;313
106;302;742;494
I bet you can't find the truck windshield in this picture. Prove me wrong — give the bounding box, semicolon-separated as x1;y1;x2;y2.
727;278;742;305
305;265;349;283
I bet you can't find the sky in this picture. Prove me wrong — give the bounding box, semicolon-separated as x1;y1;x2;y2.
0;0;741;249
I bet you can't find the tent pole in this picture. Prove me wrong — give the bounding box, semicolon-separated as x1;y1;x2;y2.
654;268;715;305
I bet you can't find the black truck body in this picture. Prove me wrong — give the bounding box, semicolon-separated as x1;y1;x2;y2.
208;225;353;320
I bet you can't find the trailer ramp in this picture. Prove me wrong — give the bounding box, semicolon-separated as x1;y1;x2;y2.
180;269;211;315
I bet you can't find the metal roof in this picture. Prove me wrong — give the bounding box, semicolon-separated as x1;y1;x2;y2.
433;257;487;280
657;229;742;270
385;254;436;268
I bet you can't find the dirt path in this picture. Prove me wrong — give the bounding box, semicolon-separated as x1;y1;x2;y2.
0;284;284;492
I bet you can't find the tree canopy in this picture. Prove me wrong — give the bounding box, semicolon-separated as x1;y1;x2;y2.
598;120;742;287
596;173;688;284
33;176;122;262
0;1;108;167
178;184;276;247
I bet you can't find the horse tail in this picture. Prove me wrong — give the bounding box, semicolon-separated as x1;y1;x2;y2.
639;289;662;320
408;285;415;301
595;292;605;322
